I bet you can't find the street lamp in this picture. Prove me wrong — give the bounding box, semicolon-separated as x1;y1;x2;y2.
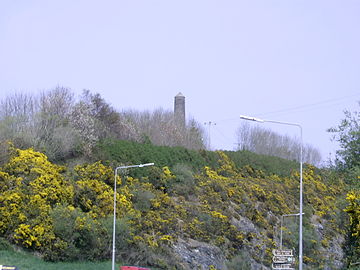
240;115;303;270
112;162;154;270
280;213;304;250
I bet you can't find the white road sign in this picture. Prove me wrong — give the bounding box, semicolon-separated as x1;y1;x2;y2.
272;249;293;256
272;263;295;270
273;256;295;263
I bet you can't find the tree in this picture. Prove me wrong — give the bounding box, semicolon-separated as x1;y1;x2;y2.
328;103;360;170
70;100;99;157
77;90;123;139
328;103;360;265
344;191;360;266
0;92;38;148
36;87;79;160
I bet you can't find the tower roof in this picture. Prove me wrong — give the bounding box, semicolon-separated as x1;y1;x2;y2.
176;92;184;97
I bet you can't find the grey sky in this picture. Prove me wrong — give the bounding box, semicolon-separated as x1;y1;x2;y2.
1;0;360;162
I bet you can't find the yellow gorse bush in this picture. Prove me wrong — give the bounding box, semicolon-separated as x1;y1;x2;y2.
345;191;360;239
0;147;73;248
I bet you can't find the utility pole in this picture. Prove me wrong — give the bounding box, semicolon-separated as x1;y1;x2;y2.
204;121;216;150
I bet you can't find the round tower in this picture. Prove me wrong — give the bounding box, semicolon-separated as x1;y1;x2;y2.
174;92;185;128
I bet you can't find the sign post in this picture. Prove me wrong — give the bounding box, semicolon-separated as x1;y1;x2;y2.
272;249;295;270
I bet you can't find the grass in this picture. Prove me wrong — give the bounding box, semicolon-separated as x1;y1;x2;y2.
0;249;120;270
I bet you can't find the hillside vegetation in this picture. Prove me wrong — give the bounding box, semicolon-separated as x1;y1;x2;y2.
0;141;348;269
96;139;299;177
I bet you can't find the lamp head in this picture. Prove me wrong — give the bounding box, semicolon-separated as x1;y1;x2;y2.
240;115;265;123
139;163;155;167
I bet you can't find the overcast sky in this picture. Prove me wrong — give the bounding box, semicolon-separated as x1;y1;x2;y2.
1;0;360;163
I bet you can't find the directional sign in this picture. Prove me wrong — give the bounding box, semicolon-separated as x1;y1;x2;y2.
272;263;295;270
272;249;293;256
0;266;18;270
273;256;295;263
272;249;295;270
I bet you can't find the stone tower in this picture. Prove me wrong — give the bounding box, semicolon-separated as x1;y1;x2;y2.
174;92;185;128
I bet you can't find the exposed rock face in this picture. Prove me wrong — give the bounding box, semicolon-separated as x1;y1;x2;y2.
172;238;272;270
231;216;258;234
250;260;271;270
311;215;345;269
322;234;345;270
173;238;227;269
171;213;346;270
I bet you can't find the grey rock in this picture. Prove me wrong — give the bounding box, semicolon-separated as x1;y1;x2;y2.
173;238;228;270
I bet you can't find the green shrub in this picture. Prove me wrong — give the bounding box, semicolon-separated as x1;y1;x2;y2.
0;237;13;251
47;205;109;261
95;139;210;173
101;216;133;261
225;150;298;177
168;163;195;197
132;189;156;212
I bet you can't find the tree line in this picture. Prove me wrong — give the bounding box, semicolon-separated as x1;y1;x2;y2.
235;122;322;165
0;87;324;165
0;87;205;161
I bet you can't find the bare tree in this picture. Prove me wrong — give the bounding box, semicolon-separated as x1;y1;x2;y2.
0;92;37;119
235;122;322;165
33;87;80;160
36;87;74;141
121;108;205;149
184;118;205;150
0;87;80;160
0;92;38;148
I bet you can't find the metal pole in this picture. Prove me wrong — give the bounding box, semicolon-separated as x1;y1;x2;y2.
299;126;303;270
280;215;283;250
240;115;303;270
111;168;118;270
112;163;154;270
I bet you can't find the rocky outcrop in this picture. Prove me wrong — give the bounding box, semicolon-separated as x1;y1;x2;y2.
173;238;227;269
311;215;345;269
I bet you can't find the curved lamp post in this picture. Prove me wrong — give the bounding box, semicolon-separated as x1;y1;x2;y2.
112;163;154;270
240;115;303;270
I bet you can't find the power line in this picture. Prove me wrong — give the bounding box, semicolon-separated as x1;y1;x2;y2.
202;93;359;153
254;93;360;118
213;125;236;149
212;93;360;123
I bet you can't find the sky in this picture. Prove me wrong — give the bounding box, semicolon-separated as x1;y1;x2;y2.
1;0;360;164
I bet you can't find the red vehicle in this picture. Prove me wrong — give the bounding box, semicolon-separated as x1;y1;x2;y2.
120;267;151;270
